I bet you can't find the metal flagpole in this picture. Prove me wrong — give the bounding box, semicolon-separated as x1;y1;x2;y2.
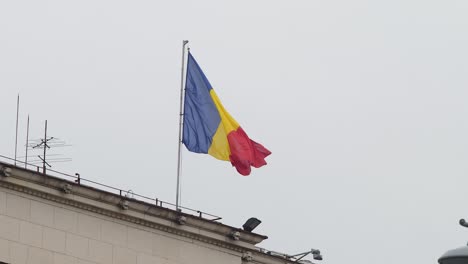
176;40;189;211
14;94;20;166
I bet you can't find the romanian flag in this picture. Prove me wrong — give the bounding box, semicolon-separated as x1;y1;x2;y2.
182;52;271;176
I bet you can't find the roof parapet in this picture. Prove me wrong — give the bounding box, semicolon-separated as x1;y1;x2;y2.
0;160;268;248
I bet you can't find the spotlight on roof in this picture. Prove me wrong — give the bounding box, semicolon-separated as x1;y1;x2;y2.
312;249;323;261
242;217;261;232
290;248;323;262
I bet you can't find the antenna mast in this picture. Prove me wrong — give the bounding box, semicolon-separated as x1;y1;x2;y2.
43;120;48;173
25;115;30;169
31;120;53;174
14;94;19;166
27;120;72;172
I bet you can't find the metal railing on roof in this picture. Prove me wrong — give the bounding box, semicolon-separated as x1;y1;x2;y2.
0;154;221;221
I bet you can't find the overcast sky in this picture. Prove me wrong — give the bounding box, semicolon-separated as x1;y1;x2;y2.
1;1;468;263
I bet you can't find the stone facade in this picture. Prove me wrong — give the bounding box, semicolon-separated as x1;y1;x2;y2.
0;162;294;264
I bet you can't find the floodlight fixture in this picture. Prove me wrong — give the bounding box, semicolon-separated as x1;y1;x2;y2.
243;217;261;232
313;252;323;261
290;248;323;262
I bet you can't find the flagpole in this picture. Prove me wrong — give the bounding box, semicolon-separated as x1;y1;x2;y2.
176;40;189;211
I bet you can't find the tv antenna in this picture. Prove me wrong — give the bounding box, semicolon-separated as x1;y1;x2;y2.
26;120;72;173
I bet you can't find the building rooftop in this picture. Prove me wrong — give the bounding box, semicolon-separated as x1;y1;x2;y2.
0;155;314;264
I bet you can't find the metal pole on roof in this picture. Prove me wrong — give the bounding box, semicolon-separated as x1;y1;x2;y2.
176;40;189;211
25;115;30;169
43;120;47;174
14;94;20;166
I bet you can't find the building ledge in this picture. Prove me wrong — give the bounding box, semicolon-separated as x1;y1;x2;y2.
0;161;268;252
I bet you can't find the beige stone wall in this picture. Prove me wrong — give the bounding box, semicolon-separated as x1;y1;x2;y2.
0;189;242;264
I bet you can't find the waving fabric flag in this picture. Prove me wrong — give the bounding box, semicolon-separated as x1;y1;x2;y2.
182;52;271;176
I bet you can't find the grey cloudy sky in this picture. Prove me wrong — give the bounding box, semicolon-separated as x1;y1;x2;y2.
1;1;468;263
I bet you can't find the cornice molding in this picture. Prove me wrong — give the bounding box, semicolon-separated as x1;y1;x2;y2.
0;178;247;253
0;162;296;264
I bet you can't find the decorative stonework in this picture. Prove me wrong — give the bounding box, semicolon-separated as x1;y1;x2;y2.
0;178;247;253
0;163;297;264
